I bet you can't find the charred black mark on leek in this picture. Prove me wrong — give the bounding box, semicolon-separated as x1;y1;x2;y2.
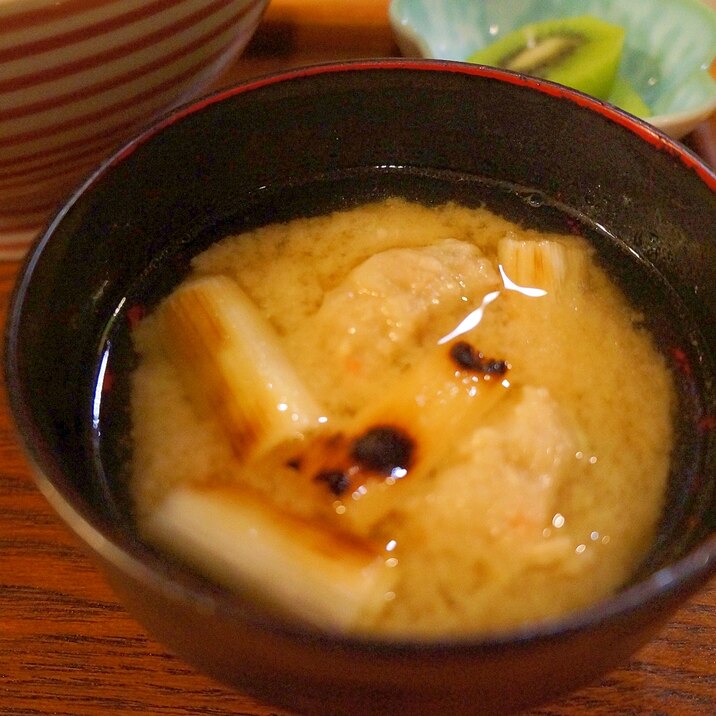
315;469;351;496
449;341;509;376
351;426;414;475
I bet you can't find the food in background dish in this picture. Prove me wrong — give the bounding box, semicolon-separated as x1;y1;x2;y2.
129;198;674;636
468;16;651;117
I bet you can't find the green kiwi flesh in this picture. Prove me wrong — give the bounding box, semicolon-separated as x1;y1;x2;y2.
468;16;625;102
608;76;652;118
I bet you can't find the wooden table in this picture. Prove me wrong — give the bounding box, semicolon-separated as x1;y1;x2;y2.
1;2;715;714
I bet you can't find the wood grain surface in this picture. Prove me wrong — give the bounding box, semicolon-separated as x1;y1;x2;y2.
1;1;715;714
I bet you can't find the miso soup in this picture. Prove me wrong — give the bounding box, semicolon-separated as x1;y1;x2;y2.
126;196;674;637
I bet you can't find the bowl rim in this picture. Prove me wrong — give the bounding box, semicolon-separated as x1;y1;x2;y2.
76;57;716;190
6;57;716;654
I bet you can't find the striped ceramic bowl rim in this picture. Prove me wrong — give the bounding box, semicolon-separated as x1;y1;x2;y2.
0;0;269;260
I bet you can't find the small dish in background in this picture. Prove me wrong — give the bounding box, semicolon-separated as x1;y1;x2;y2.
389;0;716;139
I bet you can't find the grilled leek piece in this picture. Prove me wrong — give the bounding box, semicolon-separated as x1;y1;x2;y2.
157;274;325;462
497;233;588;296
141;481;397;630
292;338;511;530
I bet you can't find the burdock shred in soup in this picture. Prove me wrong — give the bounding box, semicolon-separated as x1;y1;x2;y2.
129;197;674;637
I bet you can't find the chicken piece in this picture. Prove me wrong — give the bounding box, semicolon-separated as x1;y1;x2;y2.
299;239;501;411
426;385;581;540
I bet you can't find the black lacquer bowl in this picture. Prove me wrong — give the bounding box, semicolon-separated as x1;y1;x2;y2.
5;60;716;716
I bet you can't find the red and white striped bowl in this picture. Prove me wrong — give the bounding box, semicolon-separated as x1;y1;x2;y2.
0;0;270;260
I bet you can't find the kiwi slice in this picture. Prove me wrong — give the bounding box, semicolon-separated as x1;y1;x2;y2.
608;75;651;118
468;16;625;101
